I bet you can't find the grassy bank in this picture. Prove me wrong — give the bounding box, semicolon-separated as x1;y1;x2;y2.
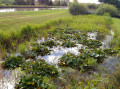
0;9;68;32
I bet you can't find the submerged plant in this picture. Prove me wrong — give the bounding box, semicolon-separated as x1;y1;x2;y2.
21;60;59;77
2;55;25;69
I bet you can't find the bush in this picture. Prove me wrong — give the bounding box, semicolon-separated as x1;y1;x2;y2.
69;2;88;15
96;4;118;17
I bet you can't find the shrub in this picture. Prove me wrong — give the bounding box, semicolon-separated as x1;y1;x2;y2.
96;4;118;17
87;3;98;9
69;2;88;15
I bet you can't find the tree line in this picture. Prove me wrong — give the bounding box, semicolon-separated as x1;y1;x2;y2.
0;0;69;6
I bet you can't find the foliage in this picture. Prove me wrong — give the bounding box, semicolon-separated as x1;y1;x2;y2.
24;50;37;59
87;3;98;9
0;0;14;5
58;53;83;69
32;45;51;56
53;0;68;6
61;40;76;48
2;55;25;69
99;0;120;9
69;2;88;15
41;40;58;48
60;34;72;40
97;4;118;17
64;27;77;34
83;39;102;48
103;48;118;55
21;60;59;77
14;0;26;5
79;49;106;63
15;75;48;89
73;33;87;43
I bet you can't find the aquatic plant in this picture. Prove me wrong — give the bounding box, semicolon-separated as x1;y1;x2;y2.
79;49;106;63
2;55;25;69
103;48;118;55
15;75;48;89
60;34;72;40
21;60;59;77
32;45;51;56
24;50;37;59
58;52;97;70
64;27;77;34
59;53;83;69
61;40;76;48
83;39;102;48
41;40;59;48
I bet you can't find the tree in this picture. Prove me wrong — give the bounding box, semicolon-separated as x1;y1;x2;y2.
99;0;120;8
14;0;26;5
0;0;14;5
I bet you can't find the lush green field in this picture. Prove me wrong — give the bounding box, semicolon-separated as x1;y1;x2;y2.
0;9;69;32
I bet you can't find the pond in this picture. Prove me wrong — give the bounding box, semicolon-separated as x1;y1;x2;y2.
0;28;119;89
0;7;68;12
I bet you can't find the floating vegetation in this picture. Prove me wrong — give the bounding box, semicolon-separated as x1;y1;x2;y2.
73;33;87;40
24;51;37;59
1;26;117;89
41;40;59;48
64;27;77;34
58;52;97;70
60;34;72;40
21;60;59;77
83;39;102;48
2;55;25;69
32;45;51;56
61;40;76;48
58;53;83;69
79;49;106;63
15;75;48;89
103;48;118;55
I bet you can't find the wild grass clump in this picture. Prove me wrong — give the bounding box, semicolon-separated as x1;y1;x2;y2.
69;2;88;15
97;4;118;17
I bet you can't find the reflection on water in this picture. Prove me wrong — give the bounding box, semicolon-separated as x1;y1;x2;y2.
0;68;23;89
0;7;68;12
